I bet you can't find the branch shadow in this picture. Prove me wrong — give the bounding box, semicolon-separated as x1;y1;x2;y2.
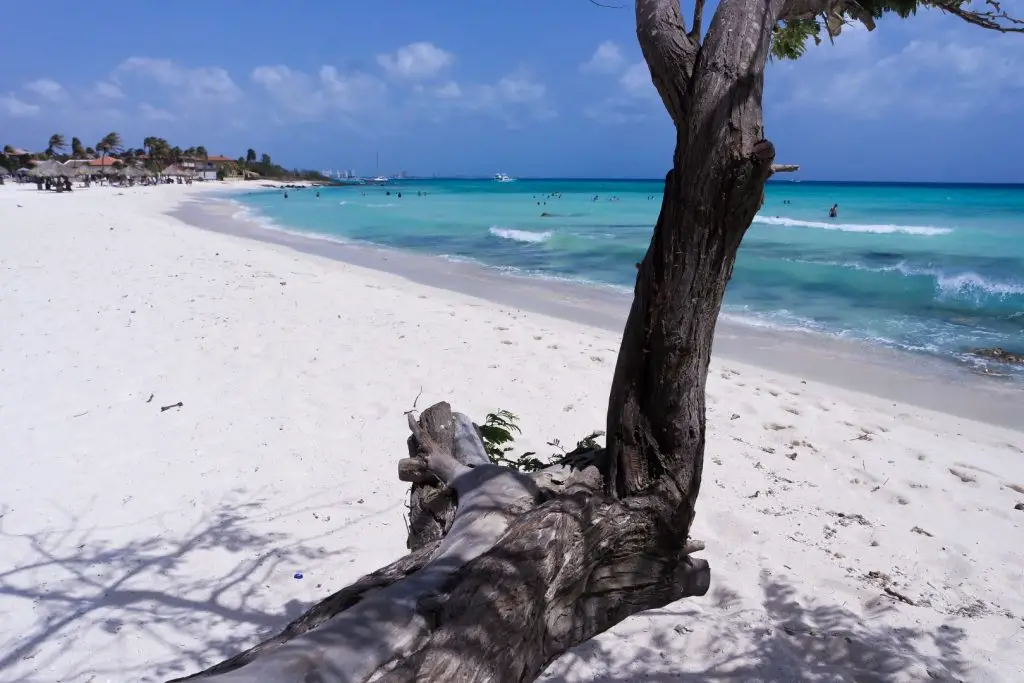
0;489;387;683
541;571;970;682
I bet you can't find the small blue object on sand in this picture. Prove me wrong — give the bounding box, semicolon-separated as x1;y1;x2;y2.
294;572;304;580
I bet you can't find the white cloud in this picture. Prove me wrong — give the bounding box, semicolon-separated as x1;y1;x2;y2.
24;78;67;103
139;103;176;121
251;65;325;119
583;100;648;125
581;41;624;74
772;19;1024;120
583;60;660;125
94;81;124;99
250;64;386;122
618;62;656;99
115;57;243;105
377;42;454;79
0;92;40;117
408;70;555;127
320;66;388;111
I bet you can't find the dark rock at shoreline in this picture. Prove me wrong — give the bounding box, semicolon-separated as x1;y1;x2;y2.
966;347;1024;366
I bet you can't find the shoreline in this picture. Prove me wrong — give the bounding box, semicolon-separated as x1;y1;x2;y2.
4;181;1024;682
173;195;1024;431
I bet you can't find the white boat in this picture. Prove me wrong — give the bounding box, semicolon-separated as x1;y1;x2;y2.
494;172;516;183
367;152;389;184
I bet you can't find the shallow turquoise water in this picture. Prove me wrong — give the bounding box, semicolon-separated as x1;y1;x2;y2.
232;179;1024;374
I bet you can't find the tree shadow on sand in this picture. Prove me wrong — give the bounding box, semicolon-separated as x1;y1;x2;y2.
542;571;970;682
0;489;398;682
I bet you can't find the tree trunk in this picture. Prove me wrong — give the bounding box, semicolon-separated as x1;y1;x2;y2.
167;0;789;680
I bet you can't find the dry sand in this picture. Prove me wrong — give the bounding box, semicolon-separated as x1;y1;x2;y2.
1;181;1022;682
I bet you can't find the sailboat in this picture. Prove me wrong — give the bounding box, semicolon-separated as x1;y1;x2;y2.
367;151;389;185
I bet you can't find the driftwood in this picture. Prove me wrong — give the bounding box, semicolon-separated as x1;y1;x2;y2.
164;0;1024;680
170;402;709;682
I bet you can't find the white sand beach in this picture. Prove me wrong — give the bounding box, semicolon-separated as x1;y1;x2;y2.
1;182;1022;682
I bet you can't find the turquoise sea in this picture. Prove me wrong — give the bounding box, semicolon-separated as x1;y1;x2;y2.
231;179;1024;376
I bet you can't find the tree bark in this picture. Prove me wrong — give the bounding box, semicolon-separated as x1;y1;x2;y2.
172;404;709;682
169;0;792;680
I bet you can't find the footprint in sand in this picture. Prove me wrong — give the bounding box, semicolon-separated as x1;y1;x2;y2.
764;422;793;431
948;468;977;484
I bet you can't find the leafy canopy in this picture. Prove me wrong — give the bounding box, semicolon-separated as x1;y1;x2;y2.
772;0;1022;60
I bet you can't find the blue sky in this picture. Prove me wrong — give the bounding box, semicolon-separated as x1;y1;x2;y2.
2;1;1022;182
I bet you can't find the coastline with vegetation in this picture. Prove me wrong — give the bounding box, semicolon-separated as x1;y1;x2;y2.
1;132;330;183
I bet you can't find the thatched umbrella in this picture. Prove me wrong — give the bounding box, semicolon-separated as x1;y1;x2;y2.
29;160;69;178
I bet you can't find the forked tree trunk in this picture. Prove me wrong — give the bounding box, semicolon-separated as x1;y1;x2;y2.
169;1;788;681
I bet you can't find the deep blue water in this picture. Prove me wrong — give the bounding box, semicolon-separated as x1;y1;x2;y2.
230;179;1024;376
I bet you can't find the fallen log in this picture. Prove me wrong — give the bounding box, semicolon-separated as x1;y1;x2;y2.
170;401;709;682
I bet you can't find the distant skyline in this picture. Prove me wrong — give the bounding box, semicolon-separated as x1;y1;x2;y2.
2;1;1022;183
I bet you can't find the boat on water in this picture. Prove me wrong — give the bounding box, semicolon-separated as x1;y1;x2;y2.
494;172;516;183
366;152;390;184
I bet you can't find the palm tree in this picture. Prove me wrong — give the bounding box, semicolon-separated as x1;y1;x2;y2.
70;137;85;159
260;153;272;166
95;132;123;172
46;133;66;158
196;145;208;161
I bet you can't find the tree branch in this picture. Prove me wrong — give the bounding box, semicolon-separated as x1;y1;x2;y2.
777;0;1024;35
936;0;1024;33
689;0;706;41
635;0;700;124
172;404;710;682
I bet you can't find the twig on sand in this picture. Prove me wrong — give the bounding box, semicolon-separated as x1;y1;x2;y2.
883;585;917;606
146;393;154;404
72;411;89;418
404;387;424;416
160;401;183;412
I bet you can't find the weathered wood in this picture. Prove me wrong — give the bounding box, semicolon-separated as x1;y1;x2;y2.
171;403;709;682
405;406;492;551
168;541;440;681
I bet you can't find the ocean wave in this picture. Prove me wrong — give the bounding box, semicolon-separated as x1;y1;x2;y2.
790;258;1024;300
229;201;286;231
754;215;951;236
488;226;552;244
934;272;1024;299
366;203;397;208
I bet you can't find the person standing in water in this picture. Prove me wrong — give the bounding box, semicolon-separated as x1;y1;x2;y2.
828;203;838;218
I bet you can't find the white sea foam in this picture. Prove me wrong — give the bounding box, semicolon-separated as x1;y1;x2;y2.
792;258;1024;300
488;226;552;243
754;215;952;236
